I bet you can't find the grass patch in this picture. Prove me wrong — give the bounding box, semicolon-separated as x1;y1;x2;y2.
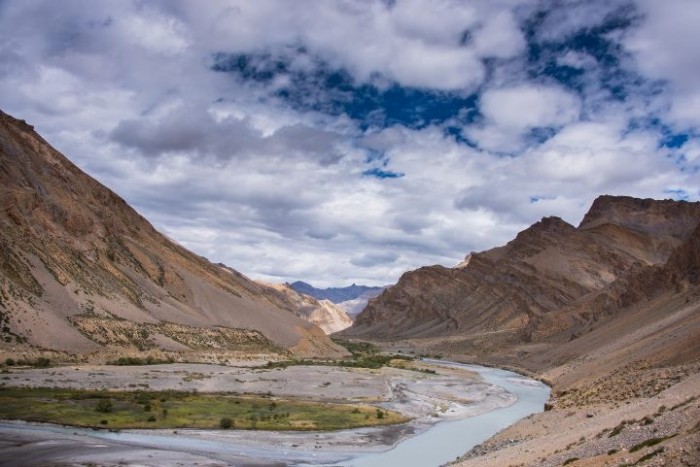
108;356;174;366
262;338;414;371
0;387;407;431
331;339;380;357
261;354;413;371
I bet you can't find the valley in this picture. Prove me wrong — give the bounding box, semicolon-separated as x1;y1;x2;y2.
0;359;543;466
1;107;699;466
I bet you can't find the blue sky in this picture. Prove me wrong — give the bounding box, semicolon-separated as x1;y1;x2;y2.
1;0;699;287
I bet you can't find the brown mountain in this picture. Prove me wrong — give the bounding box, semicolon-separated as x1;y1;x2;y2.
0;110;345;361
343;195;700;346
342;195;700;465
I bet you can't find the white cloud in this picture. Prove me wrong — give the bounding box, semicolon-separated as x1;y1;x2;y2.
0;0;698;288
624;0;700;128
471;9;525;59
481;85;581;130
466;84;581;153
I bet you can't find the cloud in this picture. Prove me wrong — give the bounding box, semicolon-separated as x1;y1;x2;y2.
481;85;581;130
466;84;581;152
0;0;698;288
623;0;700;129
351;252;400;268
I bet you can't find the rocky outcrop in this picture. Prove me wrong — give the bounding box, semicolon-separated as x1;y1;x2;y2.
0;109;346;359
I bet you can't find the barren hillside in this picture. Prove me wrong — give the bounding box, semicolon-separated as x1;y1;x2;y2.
0;110;345;361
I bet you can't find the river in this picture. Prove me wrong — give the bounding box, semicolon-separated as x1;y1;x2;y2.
0;361;549;466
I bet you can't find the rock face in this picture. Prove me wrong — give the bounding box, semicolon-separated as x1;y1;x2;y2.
255;282;353;334
343;196;700;349
0;110;345;360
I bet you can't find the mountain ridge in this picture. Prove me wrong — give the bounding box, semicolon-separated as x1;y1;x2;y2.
342;195;700;345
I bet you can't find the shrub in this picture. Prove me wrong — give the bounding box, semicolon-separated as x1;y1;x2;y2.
219;417;233;429
4;358;14;366
96;398;113;413
147;415;156;422
35;357;51;368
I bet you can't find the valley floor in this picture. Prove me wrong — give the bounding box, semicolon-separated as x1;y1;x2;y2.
0;360;518;466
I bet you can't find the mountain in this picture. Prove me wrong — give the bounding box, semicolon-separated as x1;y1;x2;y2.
289;281;385;320
0;109;346;361
343;196;700;344
341;195;700;465
289;281;384;304
252;281;353;334
335;289;386;319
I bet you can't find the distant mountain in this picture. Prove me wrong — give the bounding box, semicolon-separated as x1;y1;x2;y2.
255;282;352;334
335;290;387;320
289;281;384;304
0;109;346;361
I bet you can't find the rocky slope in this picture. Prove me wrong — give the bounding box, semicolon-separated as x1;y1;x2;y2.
453;211;700;466
255;282;353;334
0;110;345;361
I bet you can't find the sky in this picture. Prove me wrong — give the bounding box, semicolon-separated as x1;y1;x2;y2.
1;0;699;288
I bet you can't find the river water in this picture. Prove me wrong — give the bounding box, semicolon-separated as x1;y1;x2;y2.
347;360;550;466
0;361;549;466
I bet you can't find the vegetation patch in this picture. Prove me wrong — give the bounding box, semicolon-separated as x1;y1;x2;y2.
0;387;407;431
109;356;174;366
264;339;416;371
629;435;675;453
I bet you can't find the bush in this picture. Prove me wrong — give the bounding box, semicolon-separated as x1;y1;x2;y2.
95;398;113;413
4;358;14;366
35;357;51;368
219;417;233;429
147;415;156;422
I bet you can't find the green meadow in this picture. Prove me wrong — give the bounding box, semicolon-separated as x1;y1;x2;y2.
0;387;406;430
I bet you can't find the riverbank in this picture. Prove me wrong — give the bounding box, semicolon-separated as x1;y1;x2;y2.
0;360;548;466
